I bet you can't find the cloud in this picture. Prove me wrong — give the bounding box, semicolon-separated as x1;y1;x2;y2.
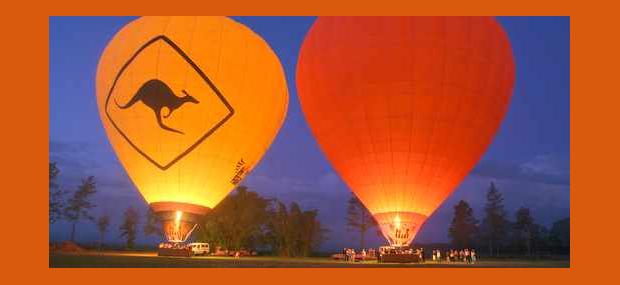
472;154;570;186
318;171;343;189
49;140;134;196
520;155;568;177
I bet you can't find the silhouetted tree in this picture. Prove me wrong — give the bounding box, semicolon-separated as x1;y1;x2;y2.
96;214;110;250
549;217;570;254
288;202;304;255
49;162;67;224
530;223;549;256
300;209;328;256
119;206;139;249
265;201;328;257
64;176;97;241
143;208;163;239
514;207;534;255
482;182;508;256
448;200;478;248
265;201;290;256
196;186;327;256
346;195;377;249
199;186;271;250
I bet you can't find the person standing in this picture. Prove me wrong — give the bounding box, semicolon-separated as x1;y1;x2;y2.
465;249;470;263
436;249;441;263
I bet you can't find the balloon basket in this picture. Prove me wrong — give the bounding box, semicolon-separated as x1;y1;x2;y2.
150;202;209;243
374;211;427;247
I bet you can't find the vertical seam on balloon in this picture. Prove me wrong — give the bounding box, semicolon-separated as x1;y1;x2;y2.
404;18;416;217
387;77;396;214
197;17;214;205
358;49;386;215
212;17;226;197
226;22;251;197
415;18;448;217
365;21;389;214
213;17;232;203
345;50;373;217
437;17;473;216
198;17;220;207
181;16;198;203
157;17;173;201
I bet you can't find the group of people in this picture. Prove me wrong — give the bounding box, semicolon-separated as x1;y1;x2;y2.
432;248;477;263
376;246;426;262
338;246;478;264
341;248;377;262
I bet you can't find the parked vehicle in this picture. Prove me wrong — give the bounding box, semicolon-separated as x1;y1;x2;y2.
188;242;210;256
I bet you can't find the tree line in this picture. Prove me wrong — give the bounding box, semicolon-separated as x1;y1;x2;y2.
49;162;161;249
49;162;328;255
196;186;328;257
448;182;570;256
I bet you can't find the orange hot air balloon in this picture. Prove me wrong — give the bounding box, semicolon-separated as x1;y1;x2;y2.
296;17;515;247
96;16;288;242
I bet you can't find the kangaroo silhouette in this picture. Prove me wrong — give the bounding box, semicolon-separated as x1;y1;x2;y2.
115;79;199;134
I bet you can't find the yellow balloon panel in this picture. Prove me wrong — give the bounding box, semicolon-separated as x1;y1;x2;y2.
96;16;288;210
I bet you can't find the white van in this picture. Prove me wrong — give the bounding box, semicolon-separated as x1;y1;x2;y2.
188;242;210;256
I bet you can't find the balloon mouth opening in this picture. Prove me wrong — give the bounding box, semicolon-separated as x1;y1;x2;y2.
150;202;210;243
374;211;427;247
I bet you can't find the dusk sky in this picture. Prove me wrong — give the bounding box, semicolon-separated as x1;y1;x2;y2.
49;16;569;250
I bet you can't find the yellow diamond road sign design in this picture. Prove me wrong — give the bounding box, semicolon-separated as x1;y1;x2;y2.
105;36;234;170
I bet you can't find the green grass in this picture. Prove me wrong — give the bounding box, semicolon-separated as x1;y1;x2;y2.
49;251;569;268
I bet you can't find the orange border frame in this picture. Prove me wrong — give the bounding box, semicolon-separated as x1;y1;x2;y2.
4;0;611;282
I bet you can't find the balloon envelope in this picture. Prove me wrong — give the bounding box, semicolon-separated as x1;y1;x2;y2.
296;17;514;246
96;16;288;241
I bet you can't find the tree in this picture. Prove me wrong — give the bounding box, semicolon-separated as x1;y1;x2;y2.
119;206;140;249
482;182;508;256
448;200;478;248
199;186;271;250
196;186;328;257
265;201;290;256
529;223;549;256
346;195;377;249
514;207;534;255
549;217;570;254
143;208;163;239
49;162;67;224
288;202;305;256
265;201;328;257
300;209;328;256
64;176;97;241
96;214;110;250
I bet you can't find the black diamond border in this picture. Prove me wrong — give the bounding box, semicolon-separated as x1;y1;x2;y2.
104;35;235;171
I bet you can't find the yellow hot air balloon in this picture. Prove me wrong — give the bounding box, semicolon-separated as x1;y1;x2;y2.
96;16;288;242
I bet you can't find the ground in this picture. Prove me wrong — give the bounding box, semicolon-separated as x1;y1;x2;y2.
49;251;569;268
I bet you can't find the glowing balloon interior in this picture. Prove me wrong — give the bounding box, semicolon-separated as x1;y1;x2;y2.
296;17;515;246
96;16;288;242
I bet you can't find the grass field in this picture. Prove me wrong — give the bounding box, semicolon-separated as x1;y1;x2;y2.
49;251;569;268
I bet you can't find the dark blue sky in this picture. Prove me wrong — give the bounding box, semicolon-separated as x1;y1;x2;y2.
49;16;570;250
